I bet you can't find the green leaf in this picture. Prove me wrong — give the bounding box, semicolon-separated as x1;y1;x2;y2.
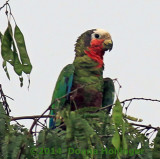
2;61;10;80
1;27;14;65
13;44;23;76
112;98;128;157
8;23;23;76
14;25;32;74
7;22;24;86
13;52;23;76
112;99;123;126
112;129;120;150
1;23;23;84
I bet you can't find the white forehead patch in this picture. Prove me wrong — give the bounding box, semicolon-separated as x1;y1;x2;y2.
94;29;109;35
91;28;111;39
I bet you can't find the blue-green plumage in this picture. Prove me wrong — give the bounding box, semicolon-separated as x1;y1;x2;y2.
49;64;74;128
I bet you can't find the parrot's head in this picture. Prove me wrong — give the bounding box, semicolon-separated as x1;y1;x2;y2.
75;29;113;68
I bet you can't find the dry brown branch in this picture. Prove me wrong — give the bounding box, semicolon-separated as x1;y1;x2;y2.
10;96;160;136
9;95;160;134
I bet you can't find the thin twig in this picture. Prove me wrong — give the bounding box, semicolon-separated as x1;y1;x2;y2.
4;95;14;100
56;123;65;129
37;120;47;129
113;78;122;97
12;120;24;127
44;118;47;127
98;97;160;112
11;115;55;121
149;130;157;140
0;84;11;115
96;104;114;112
125;100;132;114
0;1;8;11
139;128;147;133
121;97;160;104
29;119;38;134
129;122;160;131
0;1;16;24
113;78;122;89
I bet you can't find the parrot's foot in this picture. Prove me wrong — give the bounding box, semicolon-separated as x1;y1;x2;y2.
55;112;66;130
56;112;63;121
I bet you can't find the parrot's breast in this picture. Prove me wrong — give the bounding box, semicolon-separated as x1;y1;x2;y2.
70;55;104;109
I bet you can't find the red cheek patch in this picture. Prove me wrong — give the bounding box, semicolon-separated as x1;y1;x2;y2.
84;39;105;68
90;39;104;47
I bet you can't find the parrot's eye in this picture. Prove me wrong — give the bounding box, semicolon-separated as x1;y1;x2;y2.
95;34;100;38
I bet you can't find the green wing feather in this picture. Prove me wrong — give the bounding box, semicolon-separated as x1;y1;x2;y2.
49;64;75;128
102;78;115;113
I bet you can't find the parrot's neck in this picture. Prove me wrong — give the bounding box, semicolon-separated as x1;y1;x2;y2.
84;49;104;68
84;39;105;68
75;37;105;69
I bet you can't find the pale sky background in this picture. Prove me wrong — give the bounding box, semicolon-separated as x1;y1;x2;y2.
0;0;160;137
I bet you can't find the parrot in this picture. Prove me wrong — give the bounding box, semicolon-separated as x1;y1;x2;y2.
49;29;115;128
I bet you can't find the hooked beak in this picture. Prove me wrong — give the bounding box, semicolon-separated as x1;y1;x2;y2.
103;39;113;52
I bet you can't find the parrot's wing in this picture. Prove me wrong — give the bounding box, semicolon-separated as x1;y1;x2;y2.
49;64;75;128
102;78;115;113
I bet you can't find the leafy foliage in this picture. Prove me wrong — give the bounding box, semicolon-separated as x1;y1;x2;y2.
0;2;32;87
152;130;160;159
0;99;160;159
1;22;32;87
0;102;34;159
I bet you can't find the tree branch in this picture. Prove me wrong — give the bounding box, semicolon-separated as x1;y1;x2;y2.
98;97;160;112
129;122;160;131
29;82;96;134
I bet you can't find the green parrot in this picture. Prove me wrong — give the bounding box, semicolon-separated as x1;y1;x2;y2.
49;29;115;128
